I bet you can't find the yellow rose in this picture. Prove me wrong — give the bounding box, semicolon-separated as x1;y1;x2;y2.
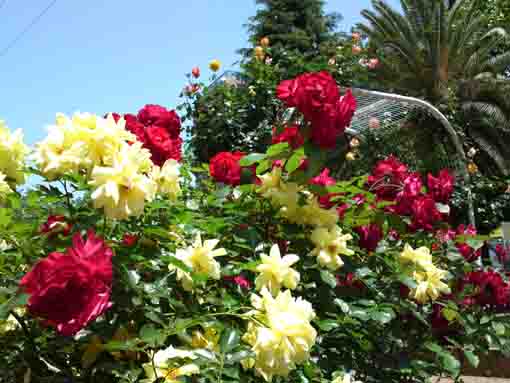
141;346;199;383
0;120;28;186
310;226;354;271
209;59;221;72
255;244;300;296
170;234;226;291
400;244;433;269
151;159;181;200
90;142;156;220
243;288;316;381
298;196;338;228
0;172;13;200
411;265;451;304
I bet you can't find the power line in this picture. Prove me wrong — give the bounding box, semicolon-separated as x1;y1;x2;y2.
0;0;57;58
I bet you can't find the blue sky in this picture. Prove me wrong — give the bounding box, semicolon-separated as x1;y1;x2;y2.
0;0;399;145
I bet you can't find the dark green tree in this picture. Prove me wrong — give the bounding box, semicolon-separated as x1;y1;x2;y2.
242;0;342;64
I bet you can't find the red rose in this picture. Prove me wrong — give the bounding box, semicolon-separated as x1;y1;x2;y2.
105;112;121;122
436;228;456;243
428;169;455;203
337;203;350;219
224;274;251;290
20;230;113;336
456;243;482;262
276;72;356;149
309;168;336;187
40;215;72;237
461;270;510;306
367;155;409;199
456;224;477;236
124;114;146;144
272;125;304;149
410;196;443;231
209;152;246;186
137;104;181;138
355;224;383;252
122;233;138;247
145;125;182;165
337;273;364;289
496;244;508;264
191;67;200;78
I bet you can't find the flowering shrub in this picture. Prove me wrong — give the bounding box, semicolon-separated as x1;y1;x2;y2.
0;72;510;383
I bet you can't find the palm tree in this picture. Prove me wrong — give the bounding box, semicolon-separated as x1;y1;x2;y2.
358;0;510;174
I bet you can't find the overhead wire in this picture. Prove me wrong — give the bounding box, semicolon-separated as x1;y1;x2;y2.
0;0;57;58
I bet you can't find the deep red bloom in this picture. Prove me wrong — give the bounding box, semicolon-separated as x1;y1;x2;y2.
137;104;181;138
145;126;183;165
337;273;364;289
337;203;350;219
410;196;443;231
191;67;200;78
124;113;146;144
461;270;510;306
431;243;440;251
388;229;400;241
496;244;509;264
456;243;482;262
276;72;356;149
436;228;456;243
456;224;477;237
224;275;251;290
354;224;383;252
122;233;138;247
20;231;113;336
309;168;336;187
367;155;409;200
209;152;246;186
40;215;72;237
272;125;305;149
428;170;455;203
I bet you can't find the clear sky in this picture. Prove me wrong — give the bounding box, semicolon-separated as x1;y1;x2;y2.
0;0;400;145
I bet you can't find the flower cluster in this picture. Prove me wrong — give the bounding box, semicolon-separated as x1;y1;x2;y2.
116;104;183;166
34;108;182;220
367;156;455;231
276;71;357;149
399;244;450;303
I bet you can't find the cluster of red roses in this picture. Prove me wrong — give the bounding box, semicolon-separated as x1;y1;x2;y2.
111;104;182;166
276;71;357;149
367;156;455;232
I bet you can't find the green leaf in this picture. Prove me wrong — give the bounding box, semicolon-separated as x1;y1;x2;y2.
220;328;240;353
316;319;339;332
239;153;265;167
256;159;271;175
334;298;351;314
320;270;337;289
266;142;289;157
225;350;254;364
464;350;480;368
139;324;166;347
439;352;460;376
285;149;305;173
165;256;192;273
0;293;28;320
492;322;506;335
424;342;443;354
370;309;395;324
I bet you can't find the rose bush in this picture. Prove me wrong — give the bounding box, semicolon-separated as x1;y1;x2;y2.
0;72;509;383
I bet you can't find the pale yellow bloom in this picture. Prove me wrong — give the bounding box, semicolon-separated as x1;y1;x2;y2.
0;120;28;185
298;197;338;228
400;244;433;269
90;142;156;220
255;244;300;296
411;265;451;304
141;346;199;383
170;234;226;291
151;159;181;200
332;372;364;383
257;167;282;199
243;288;316;381
310;226;354;271
34;112;137;179
0;172;13;200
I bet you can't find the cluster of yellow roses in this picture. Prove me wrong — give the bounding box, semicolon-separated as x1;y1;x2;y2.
258;167;354;271
0;121;29;200
400;244;451;303
33;113;181;220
